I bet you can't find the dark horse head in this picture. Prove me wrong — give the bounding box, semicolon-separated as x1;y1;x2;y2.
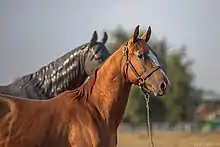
0;31;110;99
84;31;109;75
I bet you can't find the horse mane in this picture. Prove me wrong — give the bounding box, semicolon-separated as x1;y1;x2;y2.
11;43;89;98
34;43;90;95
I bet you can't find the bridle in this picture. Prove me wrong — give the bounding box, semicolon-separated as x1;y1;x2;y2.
122;43;161;90
122;43;162;147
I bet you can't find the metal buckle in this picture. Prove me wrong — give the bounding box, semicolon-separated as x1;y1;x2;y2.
122;46;127;55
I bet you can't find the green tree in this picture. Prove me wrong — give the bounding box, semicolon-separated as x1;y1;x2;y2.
106;25;203;123
161;48;193;121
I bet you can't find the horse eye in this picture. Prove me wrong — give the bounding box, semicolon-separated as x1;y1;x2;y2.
137;53;144;59
94;54;100;59
97;58;103;63
94;54;103;62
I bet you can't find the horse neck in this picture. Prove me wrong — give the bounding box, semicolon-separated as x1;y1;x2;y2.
89;47;132;131
33;46;87;98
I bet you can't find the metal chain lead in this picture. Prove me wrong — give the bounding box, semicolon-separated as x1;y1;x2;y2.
139;85;155;147
144;93;154;147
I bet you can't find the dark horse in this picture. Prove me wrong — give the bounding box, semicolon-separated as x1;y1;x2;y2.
0;25;171;147
0;31;110;100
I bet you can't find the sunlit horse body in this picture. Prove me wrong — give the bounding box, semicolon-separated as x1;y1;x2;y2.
0;25;171;147
0;31;110;100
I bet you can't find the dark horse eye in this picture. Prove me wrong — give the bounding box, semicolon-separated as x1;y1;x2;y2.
97;58;103;63
94;54;103;63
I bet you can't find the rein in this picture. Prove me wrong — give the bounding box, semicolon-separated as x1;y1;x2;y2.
122;44;158;147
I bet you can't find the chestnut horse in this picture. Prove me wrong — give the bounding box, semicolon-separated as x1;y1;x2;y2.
0;25;171;147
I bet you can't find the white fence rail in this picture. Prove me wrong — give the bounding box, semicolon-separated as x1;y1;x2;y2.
118;122;202;133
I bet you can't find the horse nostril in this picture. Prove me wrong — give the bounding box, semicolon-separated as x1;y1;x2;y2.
159;81;167;92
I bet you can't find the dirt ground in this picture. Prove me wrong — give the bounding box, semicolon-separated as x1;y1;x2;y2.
118;131;220;147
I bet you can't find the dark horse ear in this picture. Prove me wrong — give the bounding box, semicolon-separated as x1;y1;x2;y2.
141;26;151;43
129;25;139;43
89;31;98;47
102;32;108;44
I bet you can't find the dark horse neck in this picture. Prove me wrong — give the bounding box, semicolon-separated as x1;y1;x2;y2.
4;44;89;99
32;44;88;98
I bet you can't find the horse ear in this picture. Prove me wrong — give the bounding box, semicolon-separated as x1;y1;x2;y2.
89;31;98;47
141;26;151;42
129;25;139;43
102;32;108;44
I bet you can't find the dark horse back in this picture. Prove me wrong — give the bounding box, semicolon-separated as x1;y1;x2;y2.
0;75;47;99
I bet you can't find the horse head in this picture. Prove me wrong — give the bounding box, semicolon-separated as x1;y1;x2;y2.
122;25;171;96
84;31;110;76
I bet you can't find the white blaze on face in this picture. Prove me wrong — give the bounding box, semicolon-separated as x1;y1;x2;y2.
147;50;161;67
147;50;171;88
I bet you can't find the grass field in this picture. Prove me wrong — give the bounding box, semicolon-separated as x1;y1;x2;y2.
118;131;220;147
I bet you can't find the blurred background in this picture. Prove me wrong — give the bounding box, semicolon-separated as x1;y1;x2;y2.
1;0;220;146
